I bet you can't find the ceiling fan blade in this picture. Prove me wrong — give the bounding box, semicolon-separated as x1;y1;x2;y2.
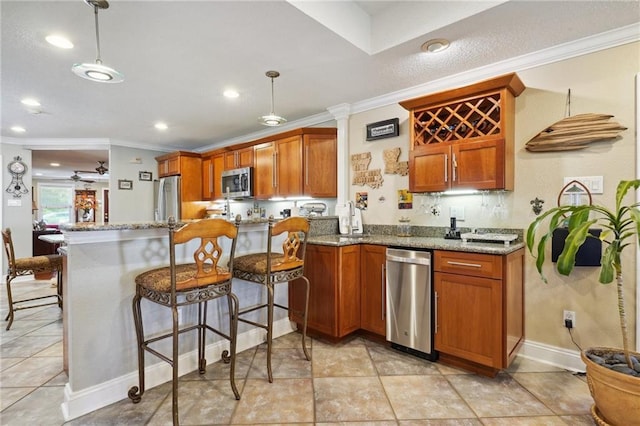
95;161;108;175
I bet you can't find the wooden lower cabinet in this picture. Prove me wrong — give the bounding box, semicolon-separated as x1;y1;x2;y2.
434;249;524;375
360;245;386;336
289;244;360;338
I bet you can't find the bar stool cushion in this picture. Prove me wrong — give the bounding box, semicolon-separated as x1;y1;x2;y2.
14;254;62;273
234;252;303;275
135;264;230;292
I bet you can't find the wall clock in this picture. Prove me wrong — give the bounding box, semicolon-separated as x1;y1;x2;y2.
5;155;29;198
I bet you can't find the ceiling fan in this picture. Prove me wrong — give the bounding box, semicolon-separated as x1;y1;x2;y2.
69;171;95;183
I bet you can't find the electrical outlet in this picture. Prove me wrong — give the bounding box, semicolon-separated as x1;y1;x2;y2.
563;310;576;328
450;206;465;221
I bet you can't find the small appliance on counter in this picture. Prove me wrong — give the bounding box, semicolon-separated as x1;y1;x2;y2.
300;202;327;217
444;217;461;239
335;202;362;235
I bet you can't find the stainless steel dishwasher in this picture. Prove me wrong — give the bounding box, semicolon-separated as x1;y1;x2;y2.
385;248;437;360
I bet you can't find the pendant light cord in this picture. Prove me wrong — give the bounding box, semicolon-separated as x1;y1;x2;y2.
270;77;276;115
93;4;103;64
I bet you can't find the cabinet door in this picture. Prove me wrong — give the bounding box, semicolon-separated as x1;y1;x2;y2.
304;134;337;197
202;156;213;200
276;135;303;197
360;245;386;336
409;144;450;193
224;152;237;170
434;272;503;368
254;142;276;199
224;147;254;170
338;244;361;337
453;138;506;190
289;244;337;336
212;154;225;200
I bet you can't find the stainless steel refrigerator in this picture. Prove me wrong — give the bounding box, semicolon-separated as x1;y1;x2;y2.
154;176;182;221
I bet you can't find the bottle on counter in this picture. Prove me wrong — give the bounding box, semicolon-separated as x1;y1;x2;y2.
397;217;411;237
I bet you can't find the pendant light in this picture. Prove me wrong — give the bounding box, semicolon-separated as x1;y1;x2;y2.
72;0;123;83
258;71;286;126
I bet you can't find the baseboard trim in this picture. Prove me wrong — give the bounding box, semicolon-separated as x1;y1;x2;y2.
518;339;586;373
61;318;295;421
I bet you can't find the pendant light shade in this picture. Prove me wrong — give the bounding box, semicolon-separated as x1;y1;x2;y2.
258;70;286;126
72;0;123;83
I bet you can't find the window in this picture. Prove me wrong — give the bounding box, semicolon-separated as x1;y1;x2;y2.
38;184;73;225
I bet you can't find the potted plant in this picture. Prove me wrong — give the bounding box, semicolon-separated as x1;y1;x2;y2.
526;179;640;426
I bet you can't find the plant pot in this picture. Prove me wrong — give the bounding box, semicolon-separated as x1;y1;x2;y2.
581;347;640;426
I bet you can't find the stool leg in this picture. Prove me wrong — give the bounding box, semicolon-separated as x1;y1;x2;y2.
128;292;145;403
198;301;207;374
227;292;240;399
266;283;275;383
301;275;311;361
171;303;179;425
4;275;15;331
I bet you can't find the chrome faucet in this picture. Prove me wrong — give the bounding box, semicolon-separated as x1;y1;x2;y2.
347;201;354;235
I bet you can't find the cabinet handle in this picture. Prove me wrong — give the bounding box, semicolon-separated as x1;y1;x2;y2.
447;260;482;268
444;154;448;183
305;144;309;186
434;291;439;334
209;162;213;194
381;264;385;321
235;151;239;168
272;150;278;188
452;153;457;182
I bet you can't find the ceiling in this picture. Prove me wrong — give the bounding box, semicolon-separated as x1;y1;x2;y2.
2;1;639;178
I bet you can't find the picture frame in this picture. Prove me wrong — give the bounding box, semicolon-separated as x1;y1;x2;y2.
138;171;152;181
366;118;400;141
118;179;133;190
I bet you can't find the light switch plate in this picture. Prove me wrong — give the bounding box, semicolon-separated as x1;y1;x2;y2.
7;199;21;207
563;176;604;194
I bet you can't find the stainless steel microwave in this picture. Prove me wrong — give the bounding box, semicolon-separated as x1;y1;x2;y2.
221;167;253;199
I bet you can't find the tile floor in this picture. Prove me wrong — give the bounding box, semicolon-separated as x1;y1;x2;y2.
1;278;597;425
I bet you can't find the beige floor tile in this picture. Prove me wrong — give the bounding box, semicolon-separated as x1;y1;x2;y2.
368;344;440;376
0;334;61;358
511;372;593;415
506;356;567;373
43;371;69;387
447;372;553;418
320;422;398;426
0;356;63;387
232;378;314;424
381;375;475;420
67;381;174;425
0;386;66;426
266;330;312;349
0;387;35;411
26;320;63;336
559;414;597;425
313;345;376;377
434;362;474;375
181;346;255;380
314;376;395;422
0;357;24;371
149;379;241;424
398;420;482;425
248;347;312;379
33;340;63;357
313;334;368;349
479;416;569;425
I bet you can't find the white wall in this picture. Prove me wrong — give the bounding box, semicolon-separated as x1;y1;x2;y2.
108;145;164;222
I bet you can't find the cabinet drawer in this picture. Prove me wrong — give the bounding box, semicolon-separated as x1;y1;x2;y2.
434;250;502;279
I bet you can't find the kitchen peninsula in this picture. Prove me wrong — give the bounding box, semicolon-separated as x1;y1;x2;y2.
57;218;524;421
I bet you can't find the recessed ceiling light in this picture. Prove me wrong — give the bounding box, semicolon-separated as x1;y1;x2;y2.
223;89;239;98
10;126;26;133
50;162;60;167
154;122;168;131
21;98;41;107
46;34;74;49
421;38;450;53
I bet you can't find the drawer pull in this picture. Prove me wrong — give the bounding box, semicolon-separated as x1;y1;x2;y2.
447;261;482;268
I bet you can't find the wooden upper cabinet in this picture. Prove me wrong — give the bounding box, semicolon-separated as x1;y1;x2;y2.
400;73;525;193
155;151;202;203
224;146;254;170
304;133;337;198
252;128;336;199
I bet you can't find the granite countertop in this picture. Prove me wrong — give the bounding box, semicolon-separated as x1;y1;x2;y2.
307;234;525;255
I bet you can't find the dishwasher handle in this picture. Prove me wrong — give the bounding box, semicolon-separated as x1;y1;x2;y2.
386;253;431;266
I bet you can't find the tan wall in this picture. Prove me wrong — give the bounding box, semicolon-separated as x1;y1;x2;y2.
347;42;638;352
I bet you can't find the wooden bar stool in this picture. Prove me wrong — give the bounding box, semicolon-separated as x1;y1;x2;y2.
2;228;62;330
127;217;241;425
233;216;311;382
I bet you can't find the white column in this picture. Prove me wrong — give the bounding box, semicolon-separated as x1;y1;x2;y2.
327;103;351;205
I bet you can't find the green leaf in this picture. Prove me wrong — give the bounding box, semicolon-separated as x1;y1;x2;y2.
599;242;617;283
556;220;597;276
